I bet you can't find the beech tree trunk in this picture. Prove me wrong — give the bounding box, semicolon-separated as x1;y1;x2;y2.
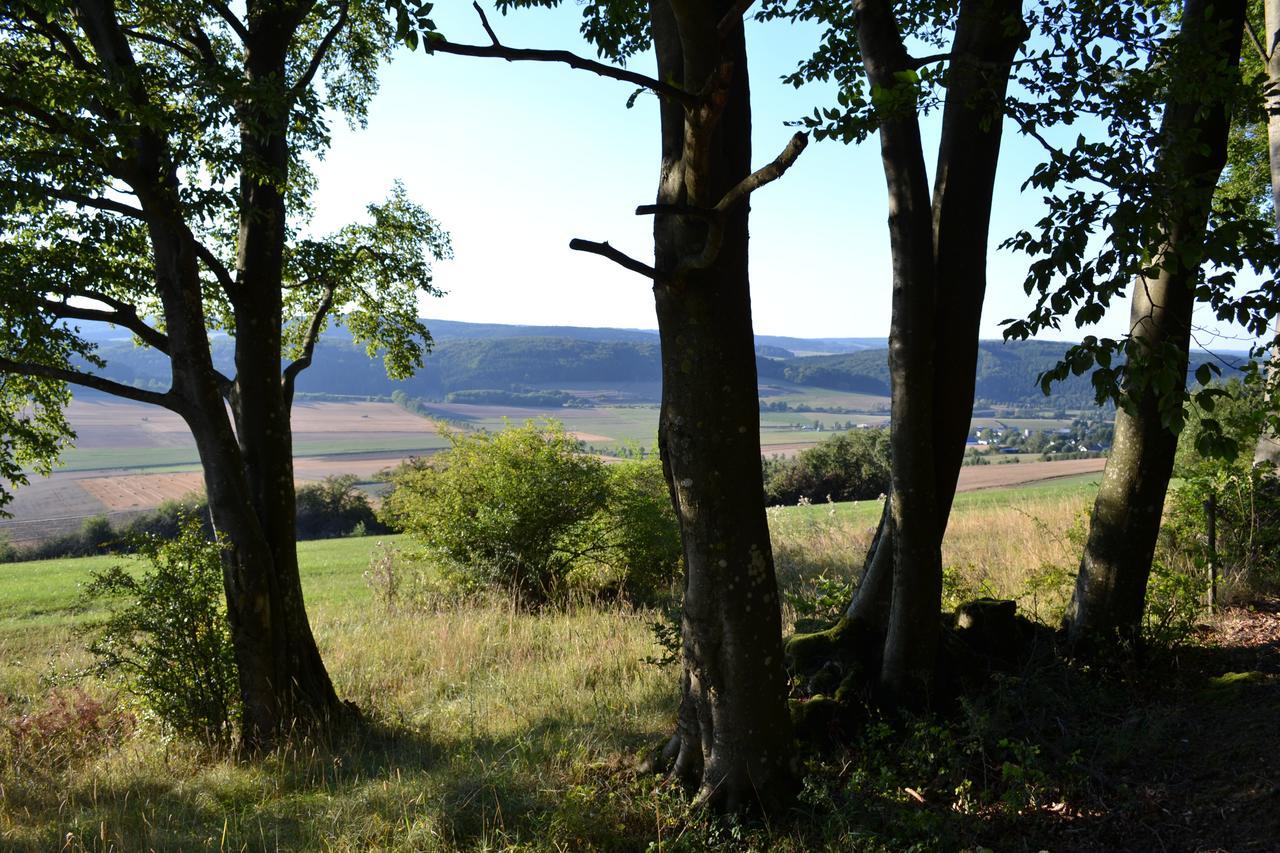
1066;0;1246;644
650;0;795;812
845;0;1025;703
81;0;345;749
219;7;346;747
1256;0;1280;468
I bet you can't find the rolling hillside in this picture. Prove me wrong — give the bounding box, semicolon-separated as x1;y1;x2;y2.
71;318;1243;407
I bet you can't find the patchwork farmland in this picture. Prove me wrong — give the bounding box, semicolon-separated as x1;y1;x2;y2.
2;393;1103;546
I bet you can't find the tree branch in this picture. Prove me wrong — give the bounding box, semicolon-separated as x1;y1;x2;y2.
909;51;953;68
290;1;349;102
669;132;809;278
120;25;200;62
713;131;808;213
192;239;236;296
39;297;170;354
52;186;145;219
568;239;657;280
209;0;249;42
635;203;718;218
427;3;697;108
0;356;178;409
282;286;335;404
21;11;97;73
1245;14;1270;63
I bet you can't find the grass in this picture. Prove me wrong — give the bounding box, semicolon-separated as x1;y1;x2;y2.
0;533;678;851
4;474;1271;851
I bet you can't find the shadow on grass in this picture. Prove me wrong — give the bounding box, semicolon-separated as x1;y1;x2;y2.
1;682;678;851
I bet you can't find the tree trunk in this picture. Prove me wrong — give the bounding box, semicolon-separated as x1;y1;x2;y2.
844;0;1024;704
1256;0;1280;468
29;0;345;752
1066;0;1246;645
856;0;943;705
217;12;347;748
651;0;795;812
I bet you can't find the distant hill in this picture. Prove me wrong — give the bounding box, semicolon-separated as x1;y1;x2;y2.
69;318;1247;409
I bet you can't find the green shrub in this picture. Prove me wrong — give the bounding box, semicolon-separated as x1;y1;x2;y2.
295;475;387;539
1167;378;1280;602
122;494;210;540
762;430;890;506
381;421;680;606
79;517;238;744
570;458;682;604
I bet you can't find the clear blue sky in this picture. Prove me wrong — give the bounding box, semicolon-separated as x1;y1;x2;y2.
309;3;1257;349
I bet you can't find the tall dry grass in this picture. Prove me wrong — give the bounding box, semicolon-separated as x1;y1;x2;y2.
770;494;1090;626
0;595;675;851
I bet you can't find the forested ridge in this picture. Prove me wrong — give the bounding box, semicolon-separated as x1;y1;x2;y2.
75;320;1244;405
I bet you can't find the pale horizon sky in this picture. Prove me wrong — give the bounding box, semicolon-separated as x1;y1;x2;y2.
308;3;1261;352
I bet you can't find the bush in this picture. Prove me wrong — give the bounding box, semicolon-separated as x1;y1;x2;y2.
79;516;238;744
122;494;210;540
381;421;680;605
295;475;387;539
762;430;890;506
570;458;682;604
1166;379;1280;603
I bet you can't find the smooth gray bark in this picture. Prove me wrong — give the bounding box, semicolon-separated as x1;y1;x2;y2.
1067;0;1247;644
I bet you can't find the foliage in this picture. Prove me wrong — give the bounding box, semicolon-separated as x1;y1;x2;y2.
783;571;852;628
763;429;891;506
1142;556;1208;649
1163;382;1280;602
571;458;682;604
295;475;388;540
0;0;449;503
381;421;680;605
79;518;238;744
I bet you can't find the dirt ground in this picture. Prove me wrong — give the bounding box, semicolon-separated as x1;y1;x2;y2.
1026;601;1280;852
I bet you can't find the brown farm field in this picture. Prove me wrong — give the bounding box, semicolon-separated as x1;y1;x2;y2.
954;457;1106;491
2;398;1109;547
62;398;448;451
1;399;452;545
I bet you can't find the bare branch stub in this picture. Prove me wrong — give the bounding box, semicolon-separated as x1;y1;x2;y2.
714;131;809;213
568;238;657;280
717;0;757;37
635;203;719;219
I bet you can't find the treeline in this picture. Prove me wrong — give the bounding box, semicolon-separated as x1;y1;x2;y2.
762;431;891;506
0;477;389;564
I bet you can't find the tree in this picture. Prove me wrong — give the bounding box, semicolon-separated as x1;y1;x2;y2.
0;0;449;749
1238;0;1280;466
1001;0;1253;643
765;0;1028;702
413;0;806;811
